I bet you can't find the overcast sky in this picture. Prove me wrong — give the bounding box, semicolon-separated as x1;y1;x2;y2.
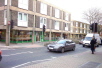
44;0;102;23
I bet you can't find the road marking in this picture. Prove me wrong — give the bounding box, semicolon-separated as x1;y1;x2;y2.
2;51;33;56
12;59;54;68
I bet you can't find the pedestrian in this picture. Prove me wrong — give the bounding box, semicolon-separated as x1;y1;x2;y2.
90;36;96;54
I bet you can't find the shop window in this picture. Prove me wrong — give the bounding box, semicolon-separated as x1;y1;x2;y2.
40;3;47;15
18;12;28;27
18;0;28;10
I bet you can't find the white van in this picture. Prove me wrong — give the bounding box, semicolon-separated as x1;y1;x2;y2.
82;33;101;47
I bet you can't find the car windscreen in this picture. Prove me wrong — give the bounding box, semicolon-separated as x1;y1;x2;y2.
84;37;92;41
57;40;66;44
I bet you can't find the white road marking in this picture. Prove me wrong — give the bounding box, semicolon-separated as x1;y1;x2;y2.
2;51;33;56
12;59;54;68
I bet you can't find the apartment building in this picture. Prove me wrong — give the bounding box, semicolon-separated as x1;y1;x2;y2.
70;20;90;39
0;0;71;43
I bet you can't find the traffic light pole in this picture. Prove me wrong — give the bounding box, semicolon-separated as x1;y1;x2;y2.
6;0;10;46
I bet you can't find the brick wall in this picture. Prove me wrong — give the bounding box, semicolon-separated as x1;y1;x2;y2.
28;14;33;27
0;11;4;25
35;15;40;28
0;0;4;7
11;10;18;26
28;0;33;11
36;1;40;13
11;0;18;7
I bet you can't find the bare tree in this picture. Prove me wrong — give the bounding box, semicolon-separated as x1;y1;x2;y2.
83;8;102;24
83;8;102;33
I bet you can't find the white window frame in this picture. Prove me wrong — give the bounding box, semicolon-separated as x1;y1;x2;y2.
40;17;47;28
55;21;59;30
18;12;28;27
55;9;59;18
18;0;29;10
40;3;47;15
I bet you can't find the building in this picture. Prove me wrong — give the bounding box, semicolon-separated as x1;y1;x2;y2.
70;20;90;40
0;0;72;43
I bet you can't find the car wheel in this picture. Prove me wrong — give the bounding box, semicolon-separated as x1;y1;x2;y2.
97;45;99;47
83;45;85;47
60;48;65;53
72;47;75;51
49;50;52;52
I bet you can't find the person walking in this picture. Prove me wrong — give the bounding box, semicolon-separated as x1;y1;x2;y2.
90;36;96;54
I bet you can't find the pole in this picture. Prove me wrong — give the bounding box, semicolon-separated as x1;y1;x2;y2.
6;0;10;46
32;0;36;44
49;7;52;42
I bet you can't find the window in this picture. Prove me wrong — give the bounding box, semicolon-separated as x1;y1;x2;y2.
71;28;73;32
40;3;47;15
80;23;82;27
40;17;47;28
84;30;86;33
4;10;7;25
55;21;59;30
71;22;73;26
65;13;69;21
65;23;68;31
76;22;78;27
5;0;11;5
18;12;28;27
80;29;82;33
18;0;28;10
84;24;86;28
55;9;59;18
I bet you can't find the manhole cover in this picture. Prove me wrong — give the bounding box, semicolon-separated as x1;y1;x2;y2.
79;62;101;68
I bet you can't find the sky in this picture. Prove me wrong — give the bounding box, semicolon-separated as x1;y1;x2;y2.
44;0;102;23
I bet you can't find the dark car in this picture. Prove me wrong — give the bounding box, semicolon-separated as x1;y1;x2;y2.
0;50;2;61
47;39;76;53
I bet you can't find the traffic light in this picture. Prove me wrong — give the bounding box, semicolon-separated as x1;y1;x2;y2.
89;24;93;30
42;25;46;33
90;23;98;32
10;20;14;29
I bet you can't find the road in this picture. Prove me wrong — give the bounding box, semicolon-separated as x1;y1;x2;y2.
0;44;99;68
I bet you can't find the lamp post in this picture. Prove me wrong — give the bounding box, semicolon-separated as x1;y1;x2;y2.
6;0;10;46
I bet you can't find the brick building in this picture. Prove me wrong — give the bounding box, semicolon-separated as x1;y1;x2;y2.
0;0;89;43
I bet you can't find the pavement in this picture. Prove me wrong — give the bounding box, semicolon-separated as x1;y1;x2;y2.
21;46;102;68
0;42;45;50
0;42;102;68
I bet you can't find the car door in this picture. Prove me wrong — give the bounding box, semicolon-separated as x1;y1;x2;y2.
65;41;71;50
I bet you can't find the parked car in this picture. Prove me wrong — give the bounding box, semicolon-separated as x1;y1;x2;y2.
0;50;2;61
47;39;76;53
79;39;84;44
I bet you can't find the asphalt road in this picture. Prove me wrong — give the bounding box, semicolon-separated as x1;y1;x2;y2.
0;44;99;68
